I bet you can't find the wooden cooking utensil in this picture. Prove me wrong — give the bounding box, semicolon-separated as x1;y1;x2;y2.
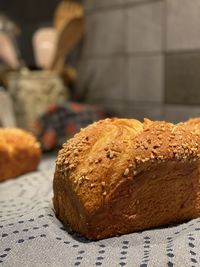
32;26;77;84
33;27;56;70
49;17;85;74
54;0;84;31
48;0;85;73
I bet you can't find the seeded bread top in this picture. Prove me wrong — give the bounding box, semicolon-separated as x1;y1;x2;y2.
55;118;200;215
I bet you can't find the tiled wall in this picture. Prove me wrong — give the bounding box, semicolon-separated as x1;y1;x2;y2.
78;0;200;122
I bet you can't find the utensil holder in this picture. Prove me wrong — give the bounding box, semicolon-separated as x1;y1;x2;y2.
6;70;68;131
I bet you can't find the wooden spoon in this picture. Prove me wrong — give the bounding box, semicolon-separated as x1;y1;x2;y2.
49;17;85;74
54;0;84;31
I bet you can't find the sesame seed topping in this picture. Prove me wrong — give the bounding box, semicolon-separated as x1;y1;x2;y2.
106;150;114;159
74;151;79;156
101;181;106;187
124;168;129;176
69;164;75;169
150;153;154;159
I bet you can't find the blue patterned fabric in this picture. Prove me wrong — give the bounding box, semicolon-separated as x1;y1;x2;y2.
0;156;200;267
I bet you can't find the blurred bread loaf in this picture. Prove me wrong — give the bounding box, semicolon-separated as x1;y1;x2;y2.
53;118;200;240
0;128;41;181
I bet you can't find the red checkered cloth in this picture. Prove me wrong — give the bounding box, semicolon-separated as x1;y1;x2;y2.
33;101;107;151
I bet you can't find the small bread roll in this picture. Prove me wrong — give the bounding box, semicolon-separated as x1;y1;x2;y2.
0;128;41;181
53;118;200;240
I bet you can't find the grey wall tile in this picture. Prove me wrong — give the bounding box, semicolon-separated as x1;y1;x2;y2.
124;0;158;3
82;9;124;56
126;55;164;103
165;52;200;105
166;0;200;50
122;103;164;120
95;99;125;116
81;16;95;57
77;57;125;102
126;1;163;53
80;0;200;119
164;105;200;123
76;59;90;101
85;0;122;10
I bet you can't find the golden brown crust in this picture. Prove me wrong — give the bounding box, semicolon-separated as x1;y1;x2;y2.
0;128;41;181
133;120;200;174
183;118;200;134
54;119;143;211
53;118;200;240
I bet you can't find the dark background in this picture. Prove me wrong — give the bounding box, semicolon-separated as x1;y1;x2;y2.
0;0;82;66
